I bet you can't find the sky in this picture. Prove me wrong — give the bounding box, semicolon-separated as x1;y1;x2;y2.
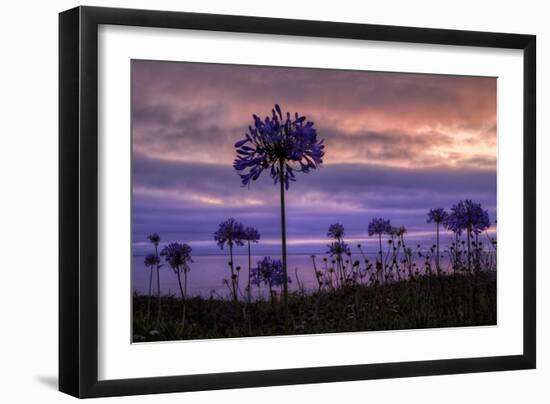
131;60;497;256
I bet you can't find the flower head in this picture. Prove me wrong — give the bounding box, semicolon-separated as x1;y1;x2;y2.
214;218;245;249
160;242;192;272
427;208;449;224
147;233;160;246
444;211;463;235
446;200;491;234
144;253;160;267
233;104;324;189
389;226;407;237
251;256;291;287
368;218;392;236
327;240;351;257
327;223;345;240
243;226;261;243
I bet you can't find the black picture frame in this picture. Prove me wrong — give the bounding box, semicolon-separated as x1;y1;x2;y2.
59;5;536;398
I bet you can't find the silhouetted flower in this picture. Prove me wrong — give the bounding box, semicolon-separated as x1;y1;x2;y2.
146;233;162;323
444;211;463;235
428;208;448;272
427;208;449;224
327;240;351;257
144;253;160;267
447;200;491;234
251;257;291;287
233;104;324;189
242;226;261;302
214;218;245;249
160;242;193;272
147;233;160;246
368;218;392;236
243;226;261;243
396;226;407;236
327;223;345;240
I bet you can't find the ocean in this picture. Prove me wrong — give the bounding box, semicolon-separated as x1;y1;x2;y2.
132;246;495;300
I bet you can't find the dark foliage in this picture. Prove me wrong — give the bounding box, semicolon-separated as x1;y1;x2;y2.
133;272;496;342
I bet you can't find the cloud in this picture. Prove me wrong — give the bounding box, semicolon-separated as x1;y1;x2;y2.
320;127;456;166
132;102;495;170
132;154;496;252
130;60;497;254
131;60;496;169
132;60;496;126
134;154;495;199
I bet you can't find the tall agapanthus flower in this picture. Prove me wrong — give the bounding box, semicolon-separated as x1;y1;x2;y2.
148;233;160;246
368;218;392;238
214;218;245;301
427;208;449;273
427;208;449;225
327;240;351;257
393;225;407;237
144;253;160;267
214;218;245;249
368;218;392;270
233;104;324;189
243;226;261;303
233;104;324;314
389;226;400;238
144;253;160;320
251;257;291;303
387;227;403;279
147;233;162;325
328;241;351;284
444;210;463;271
390;225;410;276
464;200;491;234
160;242;193;325
448;200;491;271
161;242;193;271
326;223;349;286
327;223;345;241
243;226;260;243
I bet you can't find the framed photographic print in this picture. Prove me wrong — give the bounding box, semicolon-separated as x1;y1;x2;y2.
59;6;536;398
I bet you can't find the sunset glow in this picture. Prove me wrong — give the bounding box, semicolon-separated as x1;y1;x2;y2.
132;60;496;255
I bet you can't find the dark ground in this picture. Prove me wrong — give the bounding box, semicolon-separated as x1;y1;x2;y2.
132;271;496;342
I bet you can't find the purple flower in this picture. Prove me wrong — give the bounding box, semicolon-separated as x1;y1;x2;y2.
427;208;449;224
327;240;351;257
444;212;463;235
327;223;345;240
446;200;491;234
243;226;261;243
147;233;160;246
144;253;160;267
390;226;407;237
160;242;193;272
368;218;392;236
233;104;324;189
251;257;291;287
214;218;245;249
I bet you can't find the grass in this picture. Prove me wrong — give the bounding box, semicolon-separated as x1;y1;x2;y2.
132;271;496;342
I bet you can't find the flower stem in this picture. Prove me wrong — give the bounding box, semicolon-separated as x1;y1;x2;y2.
155;244;161;327
378;233;383;283
176;268;186;327
278;159;289;325
247;241;252;304
475;232;479;272
436;223;440;274
147;266;153;321
229;245;237;301
454;233;459;271
467;229;472;272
